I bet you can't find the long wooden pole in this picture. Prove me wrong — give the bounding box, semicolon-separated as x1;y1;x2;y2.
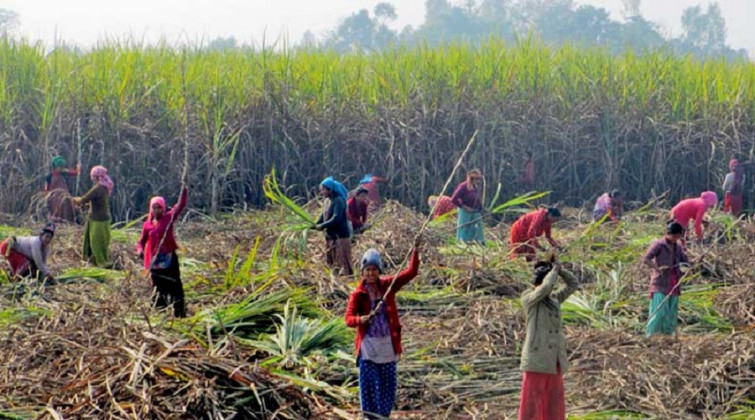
371;130;479;314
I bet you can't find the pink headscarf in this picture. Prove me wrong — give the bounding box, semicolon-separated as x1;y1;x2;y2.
701;191;718;208
90;165;114;195
148;196;166;223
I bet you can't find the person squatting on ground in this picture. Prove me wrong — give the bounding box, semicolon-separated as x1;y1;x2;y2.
316;177;354;277
593;189;623;222
518;257;579;420
345;239;421;419
510;207;561;261
137;186;189;318
451;169;485;245
723;159;745;216
1;223;57;283
643;221;689;337
670;191;718;242
348;187;371;236
45;156;79;223
73;165;113;268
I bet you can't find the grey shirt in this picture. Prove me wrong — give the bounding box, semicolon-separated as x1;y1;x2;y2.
723;173;745;194
11;236;51;277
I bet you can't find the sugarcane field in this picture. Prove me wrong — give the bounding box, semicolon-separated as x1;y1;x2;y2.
2;2;755;418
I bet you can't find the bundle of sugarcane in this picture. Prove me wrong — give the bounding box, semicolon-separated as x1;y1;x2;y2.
263;169;317;231
189;285;321;340
55;267;112;283
489;191;551;215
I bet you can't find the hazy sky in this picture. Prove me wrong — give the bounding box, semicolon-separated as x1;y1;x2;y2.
2;0;754;54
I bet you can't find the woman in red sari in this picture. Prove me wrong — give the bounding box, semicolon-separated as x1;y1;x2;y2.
45;156;79;223
723;159;745;216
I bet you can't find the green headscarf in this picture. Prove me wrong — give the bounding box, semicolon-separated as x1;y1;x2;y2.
51;156;67;169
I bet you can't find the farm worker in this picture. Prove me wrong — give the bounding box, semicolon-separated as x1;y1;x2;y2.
723;159;745;216
670;191;718;241
347;187;371;235
519;151;535;191
316;177;353;277
137;186;189;318
451;169;485;245
72;166;113;267
643;221;689;337
510;207;561;261
345;238;422;419
428;195;455;219
593;189;623;222
0;222;56;282
45;156;79;223
359;174;387;211
518;256;579;420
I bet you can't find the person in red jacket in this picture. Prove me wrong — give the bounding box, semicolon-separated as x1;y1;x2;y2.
345;238;421;419
347;187;371;235
510;207;561;261
137;186;188;317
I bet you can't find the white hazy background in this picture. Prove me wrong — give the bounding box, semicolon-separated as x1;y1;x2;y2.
1;0;754;55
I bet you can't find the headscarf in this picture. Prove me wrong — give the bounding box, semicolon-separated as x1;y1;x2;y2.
51;156;67;170
532;261;552;285
701;191;718;208
320;177;349;199
360;248;384;273
148;196;166;223
730;159;744;187
532;260;558;309
467;169;483;180
359;174;373;184
40;222;56;237
90;166;114;195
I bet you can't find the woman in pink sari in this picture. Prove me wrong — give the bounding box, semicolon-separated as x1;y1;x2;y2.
137;186;189;317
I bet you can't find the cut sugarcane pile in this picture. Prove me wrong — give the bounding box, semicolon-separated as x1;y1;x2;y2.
0;303;329;419
568;329;755;418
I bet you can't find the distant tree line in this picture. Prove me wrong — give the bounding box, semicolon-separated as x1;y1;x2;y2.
1;2;746;61
303;0;746;60
0;8;19;36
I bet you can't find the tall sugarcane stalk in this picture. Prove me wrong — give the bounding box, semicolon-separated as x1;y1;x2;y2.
263;169;317;229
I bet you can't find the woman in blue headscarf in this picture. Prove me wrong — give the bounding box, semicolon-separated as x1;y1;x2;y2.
316;177;353;277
